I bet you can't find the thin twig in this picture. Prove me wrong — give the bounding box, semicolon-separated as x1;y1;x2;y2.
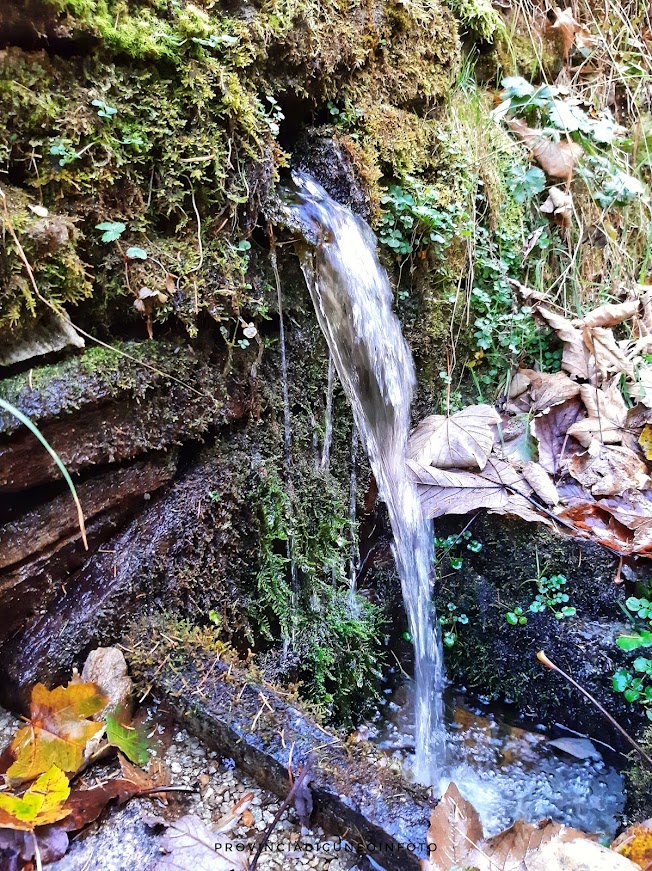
249;752;316;871
537;650;652;766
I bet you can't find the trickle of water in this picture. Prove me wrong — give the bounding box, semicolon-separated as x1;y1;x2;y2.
282;172;445;783
349;424;360;600
321;354;335;470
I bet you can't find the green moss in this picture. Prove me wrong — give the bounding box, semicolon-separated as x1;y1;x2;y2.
249;459;385;722
0;186;93;331
0;339;215;434
444;0;500;41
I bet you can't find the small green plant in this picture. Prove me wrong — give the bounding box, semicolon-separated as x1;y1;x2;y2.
439;602;469;647
505;572;576;625
96;221;126;242
91;98;117;119
613;591;652;719
433;530;482;573
528;574;576;619
505;607;527;626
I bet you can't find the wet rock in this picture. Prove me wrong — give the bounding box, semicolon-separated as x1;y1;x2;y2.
0;312;84;367
0;437;258;709
81;647;133;716
0;341;248;492
133;638;432;871
293;129;374;221
0;453;177;643
547;737;601;761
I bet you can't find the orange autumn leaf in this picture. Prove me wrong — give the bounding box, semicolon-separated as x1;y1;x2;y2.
5;682;107;784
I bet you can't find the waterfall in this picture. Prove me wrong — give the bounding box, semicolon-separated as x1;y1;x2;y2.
281;172;445;784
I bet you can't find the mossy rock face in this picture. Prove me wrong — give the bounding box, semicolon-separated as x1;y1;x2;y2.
429;514;651;742
0;0;459;337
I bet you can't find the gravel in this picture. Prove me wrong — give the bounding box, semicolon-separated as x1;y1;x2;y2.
0;706;361;870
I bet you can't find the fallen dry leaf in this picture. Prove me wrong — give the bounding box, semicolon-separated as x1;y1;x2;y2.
529;305;591;380
541;186;573;227
522;461;560;505
531;397;585;474
521;369;581;413
507;118;584;181
0;765;70;831
579;380;627;427
566;417;624;449
423;782;483;870
408;457;537;520
154;814;246;871
548;6;595;59
421;784;635;871
3;682;107;784
612;819;652;868
585;325;635;382
408;405;500;470
59;777;154;832
575;299;639;329
569;445;649;496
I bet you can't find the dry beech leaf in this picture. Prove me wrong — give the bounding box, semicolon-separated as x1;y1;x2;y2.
541;186;573;228
423;782;483;870
3;682;107;784
575;299;639;329
508;371;532;399
529;306;590;380
584;326;635;382
407;405;500;470
597;490;652;531
507;118;583;181
632;287;652;339
531;397;585;474
407;457;533;519
569;445;649;496
548;7;595;59
60;778;152;832
154;814;246;871
522;461;560;505
422;785;633;871
566;417;623;449
520;369;581;412
579;381;627;426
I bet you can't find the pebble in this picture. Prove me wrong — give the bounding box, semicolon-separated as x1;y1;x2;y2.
0;705;360;871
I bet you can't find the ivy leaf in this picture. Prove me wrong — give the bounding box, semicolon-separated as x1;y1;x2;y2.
0;765;71;831
126;246;148;260
106;715;149;766
95;221;125;242
4;682;107;784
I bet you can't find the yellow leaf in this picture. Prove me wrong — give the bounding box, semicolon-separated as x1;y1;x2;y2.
5;682;107;783
0;765;71;831
640;425;652;460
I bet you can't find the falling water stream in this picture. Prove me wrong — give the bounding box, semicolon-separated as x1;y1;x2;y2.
281;172;445;783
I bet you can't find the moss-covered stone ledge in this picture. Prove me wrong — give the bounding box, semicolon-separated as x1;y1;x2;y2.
431;514;652;744
127;617;431;871
0;339;251;490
